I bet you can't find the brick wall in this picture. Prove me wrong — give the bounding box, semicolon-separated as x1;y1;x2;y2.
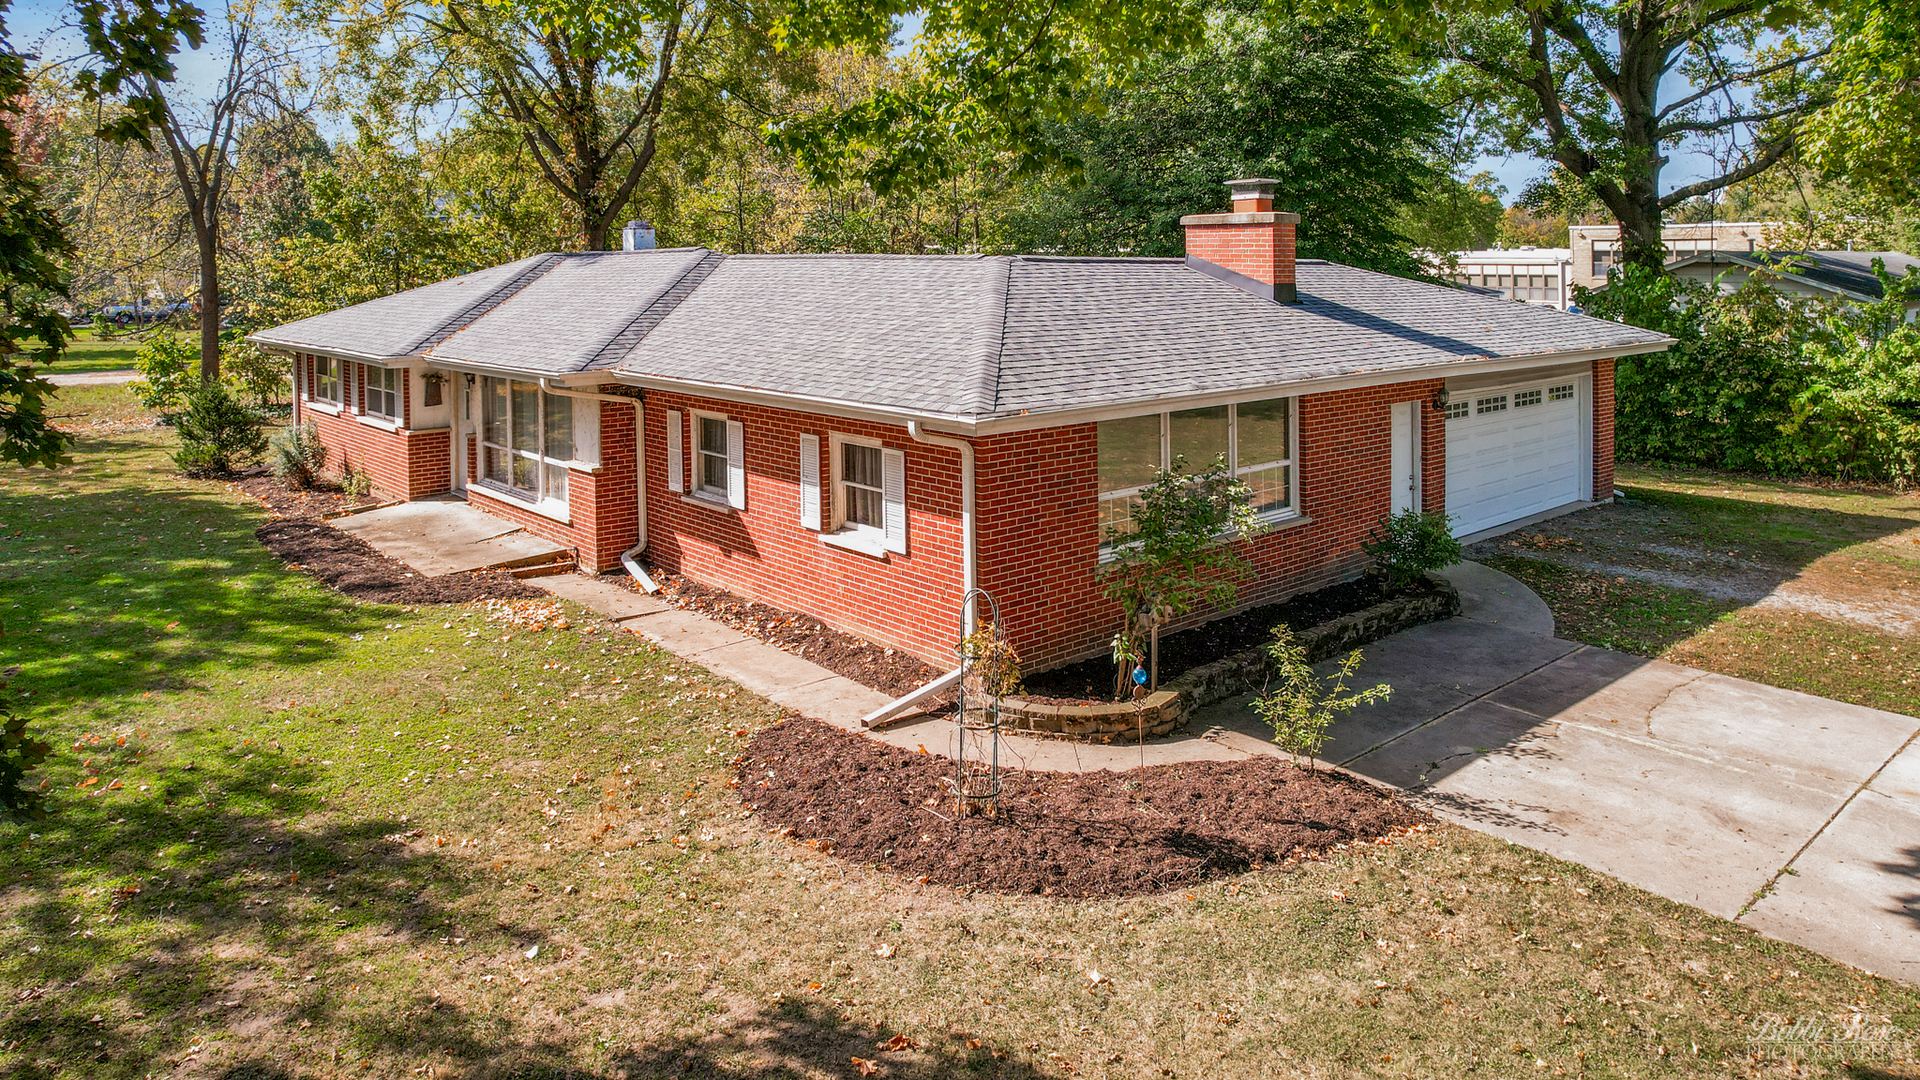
464;396;640;573
640;391;967;663
1182;220;1296;289
293;353;451;502
1592;358;1616;499
976;379;1448;671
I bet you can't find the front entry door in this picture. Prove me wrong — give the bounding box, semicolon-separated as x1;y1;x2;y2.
1390;400;1420;515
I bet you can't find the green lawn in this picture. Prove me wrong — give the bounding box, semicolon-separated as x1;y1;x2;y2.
34;328;147;375
2;397;1916;1078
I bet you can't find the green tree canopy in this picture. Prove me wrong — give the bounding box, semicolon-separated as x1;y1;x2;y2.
1347;0;1835;271
991;7;1449;275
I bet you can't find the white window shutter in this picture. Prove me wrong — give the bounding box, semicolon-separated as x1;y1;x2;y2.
798;434;821;530
881;448;907;554
665;409;683;492
726;419;747;510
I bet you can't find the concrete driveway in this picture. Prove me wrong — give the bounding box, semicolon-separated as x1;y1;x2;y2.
1194;562;1920;982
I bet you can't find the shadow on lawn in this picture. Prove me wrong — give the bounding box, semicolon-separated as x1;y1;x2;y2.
0;749;540;1078
205;996;1054;1079
1;437;387;714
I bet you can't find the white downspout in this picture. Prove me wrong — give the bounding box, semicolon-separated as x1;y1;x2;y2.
904;421;976;635
539;378;657;592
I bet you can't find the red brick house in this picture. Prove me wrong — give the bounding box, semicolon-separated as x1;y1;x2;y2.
251;180;1670;671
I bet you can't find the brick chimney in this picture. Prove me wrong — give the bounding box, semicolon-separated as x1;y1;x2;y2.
1180;178;1299;303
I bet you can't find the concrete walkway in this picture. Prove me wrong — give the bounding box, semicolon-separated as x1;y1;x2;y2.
1186;562;1920;983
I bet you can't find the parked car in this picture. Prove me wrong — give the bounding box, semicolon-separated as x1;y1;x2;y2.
92;299;193;327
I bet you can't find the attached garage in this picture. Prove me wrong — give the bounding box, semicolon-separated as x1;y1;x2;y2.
1444;371;1592;538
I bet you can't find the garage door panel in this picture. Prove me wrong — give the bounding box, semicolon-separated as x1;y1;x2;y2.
1446;385;1584;537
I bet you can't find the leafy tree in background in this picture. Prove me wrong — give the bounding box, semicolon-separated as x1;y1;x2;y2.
303;0;815;251
1400;170;1505;263
0;2;77;469
1350;0;1834;272
993;7;1448;275
1799;0;1920;200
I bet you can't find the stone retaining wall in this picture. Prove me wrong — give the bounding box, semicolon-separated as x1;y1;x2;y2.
979;575;1461;743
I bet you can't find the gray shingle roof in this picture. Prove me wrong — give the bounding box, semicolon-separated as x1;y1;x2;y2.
429;248;713;373
252;247;1669;421
1669;249;1920;301
249;254;556;359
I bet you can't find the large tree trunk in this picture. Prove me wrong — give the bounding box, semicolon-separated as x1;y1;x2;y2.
197;228;219;383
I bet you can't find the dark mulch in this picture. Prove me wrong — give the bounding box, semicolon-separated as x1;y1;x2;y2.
255;519;546;605
1021;575;1426;701
739;719;1428;898
234;473;545;606
640;571;943;698
231;472;374;520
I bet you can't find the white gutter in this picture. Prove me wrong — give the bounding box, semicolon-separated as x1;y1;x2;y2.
904;421;977;636
538;377;657;592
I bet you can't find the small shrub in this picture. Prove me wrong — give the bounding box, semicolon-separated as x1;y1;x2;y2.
1252;626;1392;770
0;669;52;823
270;420;328;489
130;334;197;415
340;460;373;498
1362;510;1462;590
172;381;267;476
960;621;1022;698
1099;455;1263;697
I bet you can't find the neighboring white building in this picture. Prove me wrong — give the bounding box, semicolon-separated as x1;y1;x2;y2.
1668;249;1920;320
1570;221;1773;290
1440;248;1575;309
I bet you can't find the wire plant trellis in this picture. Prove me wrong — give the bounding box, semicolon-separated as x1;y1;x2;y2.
952;587;1015;818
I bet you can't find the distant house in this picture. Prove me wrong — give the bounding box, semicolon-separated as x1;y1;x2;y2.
1667;249;1920;319
1439;248;1576;310
1571;221;1774;290
248;179;1671;672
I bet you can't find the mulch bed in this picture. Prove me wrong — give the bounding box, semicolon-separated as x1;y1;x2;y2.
1021;575;1419;701
234;474;546;606
638;571;944;699
738;719;1428;898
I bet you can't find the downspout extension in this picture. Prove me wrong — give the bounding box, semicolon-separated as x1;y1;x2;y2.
904;421;977;636
539;378;657;592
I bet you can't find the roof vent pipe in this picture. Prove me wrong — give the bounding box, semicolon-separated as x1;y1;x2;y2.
621;220;656;252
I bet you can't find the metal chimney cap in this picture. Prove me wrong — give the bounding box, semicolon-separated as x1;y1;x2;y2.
1226;178;1279;199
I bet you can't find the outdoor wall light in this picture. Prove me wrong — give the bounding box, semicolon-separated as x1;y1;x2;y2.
1432;387;1451;411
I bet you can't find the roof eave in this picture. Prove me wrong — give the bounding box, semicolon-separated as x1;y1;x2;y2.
960;338;1676;436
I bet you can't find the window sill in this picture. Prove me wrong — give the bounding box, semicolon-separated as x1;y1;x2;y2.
559;458;601;475
304;399;342;416
356;414;402;433
680;492;734;514
819;529;889;560
473;481;571;524
1097;510;1310;564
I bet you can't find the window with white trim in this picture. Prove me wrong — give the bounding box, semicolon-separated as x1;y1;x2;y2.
1548;383;1576;402
478;376;570;508
1096;396;1296;551
1476;394;1508;414
1513;388;1543;408
310;355;340;406
364;365;401;421
838;439;885;538
1444;399;1470;420
696;414;729;499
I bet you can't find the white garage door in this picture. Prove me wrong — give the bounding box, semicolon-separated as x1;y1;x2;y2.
1445;379;1586;537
